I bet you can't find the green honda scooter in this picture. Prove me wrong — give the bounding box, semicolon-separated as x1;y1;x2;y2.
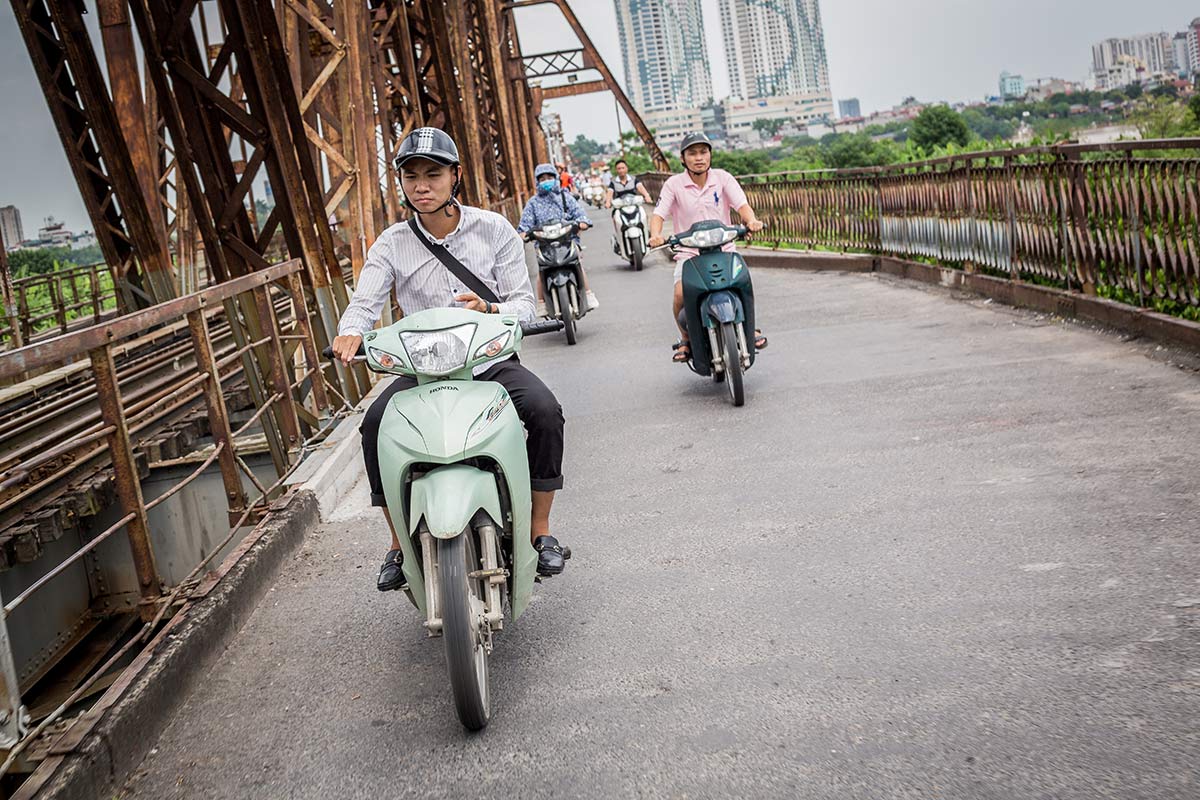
326;308;561;731
662;220;756;406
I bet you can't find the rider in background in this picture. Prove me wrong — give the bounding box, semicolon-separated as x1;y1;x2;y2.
648;132;768;362
604;158;653;246
557;163;576;195
604;158;652;208
518;163;600;317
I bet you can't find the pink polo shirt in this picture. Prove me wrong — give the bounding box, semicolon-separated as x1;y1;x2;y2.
653;168;748;262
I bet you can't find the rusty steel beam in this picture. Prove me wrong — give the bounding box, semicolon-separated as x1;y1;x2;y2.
540;80;608;100
89;345;162;611
502;0;670;172
280;0;384;281
0;229;21;352
10;0;177;310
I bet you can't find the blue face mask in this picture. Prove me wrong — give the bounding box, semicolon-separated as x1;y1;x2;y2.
537;179;558;194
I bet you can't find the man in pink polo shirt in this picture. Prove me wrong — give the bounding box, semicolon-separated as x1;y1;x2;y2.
648;132;767;362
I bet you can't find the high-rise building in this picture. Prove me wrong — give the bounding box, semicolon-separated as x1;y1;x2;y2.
1172;32;1191;76
614;0;712;114
0;206;22;250
717;0;829;100
1092;32;1174;80
838;98;861;119
1187;18;1200;75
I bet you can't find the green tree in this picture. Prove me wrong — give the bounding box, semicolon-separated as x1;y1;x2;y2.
569;134;604;165
821;133;902;169
1133;96;1196;139
751;118;787;137
8;247;70;277
1188;94;1200;125
910;106;970;153
711;149;771;175
960;108;1016;142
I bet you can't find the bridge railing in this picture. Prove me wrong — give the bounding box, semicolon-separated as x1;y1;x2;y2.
1;262;119;350
645;138;1200;312
0;260;341;765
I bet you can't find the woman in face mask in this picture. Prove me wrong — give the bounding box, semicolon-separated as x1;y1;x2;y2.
517;164;599;317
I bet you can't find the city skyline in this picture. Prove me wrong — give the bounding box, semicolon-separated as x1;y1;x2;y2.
614;0;713;112
718;0;829;101
2;1;1200;233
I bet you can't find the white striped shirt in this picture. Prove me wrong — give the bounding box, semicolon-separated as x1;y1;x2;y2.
337;205;536;338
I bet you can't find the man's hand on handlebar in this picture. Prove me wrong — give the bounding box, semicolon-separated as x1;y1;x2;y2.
648;235;667;248
331;334;363;364
578;222;590;230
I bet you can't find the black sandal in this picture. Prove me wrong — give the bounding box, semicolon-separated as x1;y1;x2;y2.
672;340;691;363
754;329;768;350
377;548;407;592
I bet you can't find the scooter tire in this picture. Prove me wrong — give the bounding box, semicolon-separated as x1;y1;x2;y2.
439;533;491;731
557;283;577;345
721;321;745;407
631;240;644;271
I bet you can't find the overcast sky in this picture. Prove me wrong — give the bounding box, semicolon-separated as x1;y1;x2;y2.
2;0;1197;234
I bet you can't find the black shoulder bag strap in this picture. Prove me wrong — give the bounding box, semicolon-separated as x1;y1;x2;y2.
407;217;501;305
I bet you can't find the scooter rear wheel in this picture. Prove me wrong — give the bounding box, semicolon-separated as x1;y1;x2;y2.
556;283;577;345
439;532;490;731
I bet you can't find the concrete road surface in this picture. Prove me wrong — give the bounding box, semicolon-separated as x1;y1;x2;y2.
123;211;1200;799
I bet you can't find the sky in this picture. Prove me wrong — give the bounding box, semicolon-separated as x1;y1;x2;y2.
2;0;1198;234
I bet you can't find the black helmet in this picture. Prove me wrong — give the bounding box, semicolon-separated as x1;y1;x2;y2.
394;127;460;170
679;131;713;156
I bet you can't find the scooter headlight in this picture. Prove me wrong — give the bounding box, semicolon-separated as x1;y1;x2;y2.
399;324;474;376
679;227;737;249
535;223;567;240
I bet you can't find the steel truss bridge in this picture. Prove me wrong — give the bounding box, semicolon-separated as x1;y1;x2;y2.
1;0;1200;794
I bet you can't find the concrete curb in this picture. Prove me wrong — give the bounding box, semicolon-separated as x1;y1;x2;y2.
285;375;394;518
745;247;1200;353
30;490;320;800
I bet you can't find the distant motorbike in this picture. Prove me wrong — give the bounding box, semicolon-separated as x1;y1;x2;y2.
610;193;647;271
582;183;605;207
324;309;563;731
657;220;757;406
528;220;587;345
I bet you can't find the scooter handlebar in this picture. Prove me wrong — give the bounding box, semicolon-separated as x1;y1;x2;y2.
322;344;366;361
521;319;565;336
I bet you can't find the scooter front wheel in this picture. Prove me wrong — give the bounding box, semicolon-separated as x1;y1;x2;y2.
630;239;645;271
556;283;577;345
439;532;490;731
721;321;745;407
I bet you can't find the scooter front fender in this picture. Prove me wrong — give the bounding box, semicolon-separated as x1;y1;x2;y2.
408;464;502;541
704;290;744;325
545;270;576;288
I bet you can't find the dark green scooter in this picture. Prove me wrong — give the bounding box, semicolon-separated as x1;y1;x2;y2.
663;220;756;406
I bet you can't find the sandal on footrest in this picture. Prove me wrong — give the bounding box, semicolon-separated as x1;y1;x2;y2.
672;341;691;363
754;329;768;351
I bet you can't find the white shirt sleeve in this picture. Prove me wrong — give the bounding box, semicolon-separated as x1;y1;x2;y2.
337;233;394;337
491;221;536;323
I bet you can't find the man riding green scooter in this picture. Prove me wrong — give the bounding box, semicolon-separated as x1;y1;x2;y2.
332;127;571;589
648;132;769;361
